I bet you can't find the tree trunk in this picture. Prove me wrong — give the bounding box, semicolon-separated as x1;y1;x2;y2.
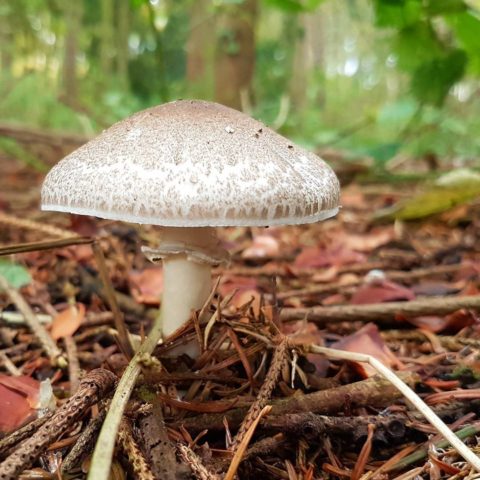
62;0;83;105
214;0;258;111
186;0;215;98
116;0;130;90
100;0;114;78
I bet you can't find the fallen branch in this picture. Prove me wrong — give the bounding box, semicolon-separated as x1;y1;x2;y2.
176;371;419;433
0;369;116;480
281;295;480;325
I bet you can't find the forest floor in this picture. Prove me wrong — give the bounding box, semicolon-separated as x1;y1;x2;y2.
1;145;480;480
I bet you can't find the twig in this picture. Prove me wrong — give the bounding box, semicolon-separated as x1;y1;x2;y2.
0;236;92;257
176;371;419;433
177;444;220;480
224;406;272;480
64;336;80;393
61;408;107;473
307;345;480;472
87;313;163;480
91;241;134;359
0;274;62;364
232;338;288;449
281;295;480;324
0;311;52;325
0;414;53;460
0;369;116;479
117;417;155;480
351;424;374;480
0;352;21;376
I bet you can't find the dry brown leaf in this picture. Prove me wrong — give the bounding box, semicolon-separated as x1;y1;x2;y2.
50;303;86;340
331;323;404;378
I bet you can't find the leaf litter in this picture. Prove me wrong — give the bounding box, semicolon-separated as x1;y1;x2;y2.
1;154;480;478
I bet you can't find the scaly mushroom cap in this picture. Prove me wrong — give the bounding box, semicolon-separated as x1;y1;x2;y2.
42;100;340;226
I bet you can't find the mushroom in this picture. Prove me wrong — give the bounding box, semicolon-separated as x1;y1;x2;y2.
41;100;340;357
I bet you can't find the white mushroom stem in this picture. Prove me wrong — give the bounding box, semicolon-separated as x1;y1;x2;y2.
142;227;228;357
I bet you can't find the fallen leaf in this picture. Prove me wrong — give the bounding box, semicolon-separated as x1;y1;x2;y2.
342;227;395;252
0;375;40;433
295;245;366;269
50;303;86;339
129;267;163;305
351;279;415;304
408;310;475;333
331;323;404;378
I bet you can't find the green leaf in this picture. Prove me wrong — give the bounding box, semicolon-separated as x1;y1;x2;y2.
393;24;444;71
373;0;423;28
410;49;467;106
0;261;31;289
424;0;467;15
264;0;325;12
377;170;480;220
447;11;480;73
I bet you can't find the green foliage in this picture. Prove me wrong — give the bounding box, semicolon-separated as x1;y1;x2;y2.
411;49;467;106
264;0;326;12
0;261;31;289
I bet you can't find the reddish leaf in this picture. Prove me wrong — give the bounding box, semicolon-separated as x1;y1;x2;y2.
408;310;475;333
242;234;280;260
218;276;258;298
128;267;163;305
351;279;415;304
295;245;366;269
0;375;40;433
50;303;86;340
69;214;98;236
331;323;404;378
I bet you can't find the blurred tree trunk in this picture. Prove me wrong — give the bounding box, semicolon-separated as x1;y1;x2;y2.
214;0;258;110
116;0;130;90
100;0;114;77
290;10;325;110
186;0;215;98
62;0;83;105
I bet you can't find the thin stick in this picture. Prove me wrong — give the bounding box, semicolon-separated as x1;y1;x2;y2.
0;236;92;256
91;241;134;359
87;312;163;480
224;406;272;480
0;274;62;363
307;345;480;472
64;336;80;393
282;295;480;325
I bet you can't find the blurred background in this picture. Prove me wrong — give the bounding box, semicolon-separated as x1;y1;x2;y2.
1;0;480;178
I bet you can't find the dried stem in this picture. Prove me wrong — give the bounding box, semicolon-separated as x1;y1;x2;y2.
0;212;73;239
0;369;116;479
87;312;163;480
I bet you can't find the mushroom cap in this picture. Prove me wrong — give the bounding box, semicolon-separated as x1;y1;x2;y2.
41;100;340;227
